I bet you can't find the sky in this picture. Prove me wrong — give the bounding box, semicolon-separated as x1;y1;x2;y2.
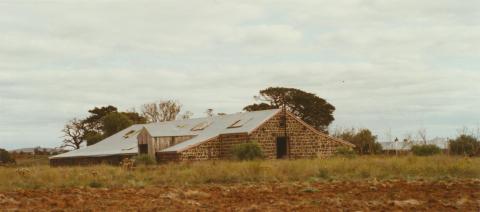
1;0;479;150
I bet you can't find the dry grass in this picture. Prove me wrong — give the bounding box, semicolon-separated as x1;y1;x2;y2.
0;155;479;191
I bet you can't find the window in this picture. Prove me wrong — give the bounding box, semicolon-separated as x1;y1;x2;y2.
138;144;148;154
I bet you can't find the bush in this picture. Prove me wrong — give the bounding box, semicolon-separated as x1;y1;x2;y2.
0;148;15;164
411;145;441;156
335;147;356;158
449;135;480;156
134;154;156;166
231;142;264;161
89;181;103;188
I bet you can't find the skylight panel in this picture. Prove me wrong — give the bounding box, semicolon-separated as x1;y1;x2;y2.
228;118;253;128
191;121;213;131
123;130;137;138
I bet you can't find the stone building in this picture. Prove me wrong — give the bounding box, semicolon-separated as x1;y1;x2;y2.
50;109;353;166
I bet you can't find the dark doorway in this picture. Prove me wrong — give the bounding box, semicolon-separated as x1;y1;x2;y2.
138;144;148;154
276;137;287;159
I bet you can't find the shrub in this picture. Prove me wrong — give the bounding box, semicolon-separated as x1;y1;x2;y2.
134;154;156;166
449;135;480;156
0;148;15;164
411;145;441;156
231;142;264;161
89;181;103;188
334;147;356;158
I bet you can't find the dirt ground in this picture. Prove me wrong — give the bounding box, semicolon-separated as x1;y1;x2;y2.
1;180;479;211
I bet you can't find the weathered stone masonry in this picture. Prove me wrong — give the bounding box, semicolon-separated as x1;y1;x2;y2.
158;111;349;162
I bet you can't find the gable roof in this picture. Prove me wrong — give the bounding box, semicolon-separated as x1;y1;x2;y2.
156;109;281;152
51;109;281;158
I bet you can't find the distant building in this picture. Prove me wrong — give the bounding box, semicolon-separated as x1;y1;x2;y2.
50;109;354;166
380;137;449;153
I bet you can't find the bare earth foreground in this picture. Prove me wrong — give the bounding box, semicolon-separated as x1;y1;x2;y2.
1;180;479;211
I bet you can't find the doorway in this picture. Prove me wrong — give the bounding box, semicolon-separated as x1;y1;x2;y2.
276;137;287;159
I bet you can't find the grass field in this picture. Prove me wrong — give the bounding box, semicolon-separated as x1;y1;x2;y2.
1;155;479;191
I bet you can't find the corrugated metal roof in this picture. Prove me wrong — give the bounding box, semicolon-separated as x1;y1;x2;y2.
160;109;281;152
51;109;281;158
50;125;144;159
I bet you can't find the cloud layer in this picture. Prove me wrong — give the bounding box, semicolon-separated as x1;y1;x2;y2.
1;0;479;149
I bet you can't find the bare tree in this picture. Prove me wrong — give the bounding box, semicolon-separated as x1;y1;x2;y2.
141;100;182;123
417;128;427;144
141;103;160;123
158;100;182;121
61;118;87;150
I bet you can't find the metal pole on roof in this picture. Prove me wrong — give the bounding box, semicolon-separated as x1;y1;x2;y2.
283;93;289;158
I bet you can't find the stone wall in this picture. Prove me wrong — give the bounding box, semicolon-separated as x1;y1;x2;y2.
250;112;345;159
179;137;222;161
157;112;351;162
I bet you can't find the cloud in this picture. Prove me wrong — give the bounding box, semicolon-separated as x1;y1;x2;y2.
0;0;479;149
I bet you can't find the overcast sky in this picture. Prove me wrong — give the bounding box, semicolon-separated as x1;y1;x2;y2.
1;0;479;150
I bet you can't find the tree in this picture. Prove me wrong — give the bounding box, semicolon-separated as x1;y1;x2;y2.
121;112;147;124
243;103;275;112
85;131;104;146
61;105;146;148
141;103;160;123
80;106;145;146
244;87;335;132
61;118;87;149
102;112;133;137
449;134;479;156
417;128;427;144
141;100;182;123
83;106;118;133
335;128;382;155
0;148;15;164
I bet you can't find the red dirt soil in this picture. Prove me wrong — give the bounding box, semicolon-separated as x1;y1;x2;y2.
1;180;479;211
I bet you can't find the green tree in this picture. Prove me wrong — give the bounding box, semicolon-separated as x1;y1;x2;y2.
83;106;118;133
102;112;133;137
244;87;335;132
85;131;104;146
81;106;146;146
0;148;15;164
121;112;147;124
449;134;479;156
335;128;382;155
